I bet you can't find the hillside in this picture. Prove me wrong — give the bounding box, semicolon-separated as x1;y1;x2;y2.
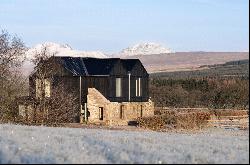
150;59;249;79
127;52;249;73
20;42;249;76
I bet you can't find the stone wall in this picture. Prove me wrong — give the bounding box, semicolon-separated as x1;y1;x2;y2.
86;88;154;126
86;88;110;124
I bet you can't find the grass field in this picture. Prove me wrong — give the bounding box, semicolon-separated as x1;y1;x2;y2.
0;124;249;164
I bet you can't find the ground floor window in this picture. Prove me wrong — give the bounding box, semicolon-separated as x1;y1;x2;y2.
18;105;26;117
140;105;143;117
99;107;104;120
120;105;124;119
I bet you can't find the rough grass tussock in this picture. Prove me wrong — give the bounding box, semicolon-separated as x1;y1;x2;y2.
137;111;211;131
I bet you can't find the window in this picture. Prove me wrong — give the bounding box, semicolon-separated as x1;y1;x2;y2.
27;105;33;120
136;78;142;97
99;107;104;120
35;79;42;98
36;78;51;98
120;105;124;119
18;105;26;117
116;78;122;97
140;105;143;117
44;79;51;97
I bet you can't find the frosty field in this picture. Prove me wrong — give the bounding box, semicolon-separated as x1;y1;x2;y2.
0;124;249;164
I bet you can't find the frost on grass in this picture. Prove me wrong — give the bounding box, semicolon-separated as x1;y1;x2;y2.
0;124;249;164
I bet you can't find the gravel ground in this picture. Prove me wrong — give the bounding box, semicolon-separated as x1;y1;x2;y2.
0;124;249;164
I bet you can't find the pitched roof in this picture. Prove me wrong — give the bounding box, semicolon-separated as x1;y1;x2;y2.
57;56;142;76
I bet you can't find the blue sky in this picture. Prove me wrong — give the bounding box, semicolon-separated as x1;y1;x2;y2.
0;0;249;53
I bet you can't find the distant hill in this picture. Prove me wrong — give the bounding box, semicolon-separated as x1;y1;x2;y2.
21;42;249;76
126;52;249;73
150;59;249;79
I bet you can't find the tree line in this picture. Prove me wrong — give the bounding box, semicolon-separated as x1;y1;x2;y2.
149;77;249;109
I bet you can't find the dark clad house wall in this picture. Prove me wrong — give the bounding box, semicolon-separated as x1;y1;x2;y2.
29;76;35;98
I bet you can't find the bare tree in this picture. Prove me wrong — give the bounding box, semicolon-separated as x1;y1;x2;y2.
0;30;27;121
31;46;57;124
0;30;26;78
31;46;78;125
46;83;79;124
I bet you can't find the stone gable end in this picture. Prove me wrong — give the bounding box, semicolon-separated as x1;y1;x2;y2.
87;88;154;126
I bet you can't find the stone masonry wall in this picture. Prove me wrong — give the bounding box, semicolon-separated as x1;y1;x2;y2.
86;88;110;124
87;88;154;126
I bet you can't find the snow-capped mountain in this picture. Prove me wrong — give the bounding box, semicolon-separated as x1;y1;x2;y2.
22;42;108;76
119;43;172;57
25;42;108;60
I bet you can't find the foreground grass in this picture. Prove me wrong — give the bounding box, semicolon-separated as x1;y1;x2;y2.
0;124;249;164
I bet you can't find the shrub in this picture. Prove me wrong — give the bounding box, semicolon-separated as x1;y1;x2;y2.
175;112;211;129
210;109;248;117
137;111;211;131
137;116;166;131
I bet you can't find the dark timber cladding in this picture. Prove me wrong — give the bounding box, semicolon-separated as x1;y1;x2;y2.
29;56;149;103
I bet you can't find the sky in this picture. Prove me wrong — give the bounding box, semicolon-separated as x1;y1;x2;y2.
0;0;249;53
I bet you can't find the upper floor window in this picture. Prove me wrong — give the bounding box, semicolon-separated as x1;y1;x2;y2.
116;78;122;97
44;79;51;98
136;78;142;97
35;78;51;98
35;79;42;98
